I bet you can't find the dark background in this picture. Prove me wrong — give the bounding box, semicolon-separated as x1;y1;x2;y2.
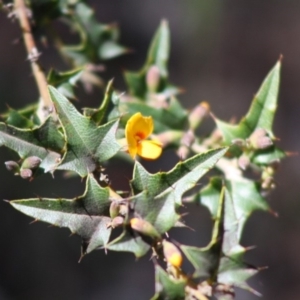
0;1;300;299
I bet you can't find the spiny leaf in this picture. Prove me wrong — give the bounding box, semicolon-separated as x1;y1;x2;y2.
131;147;228;205
184;186;260;295
49;86;120;177
151;264;186;300
10;175;112;255
106;230;150;258
0;117;64;173
47;68;82;99
215;60;281;143
89;79;115;125
61;2;127;65
0;104;39;127
131;189;180;234
198;177;269;240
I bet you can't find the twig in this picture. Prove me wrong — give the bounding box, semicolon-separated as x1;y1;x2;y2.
14;0;54;121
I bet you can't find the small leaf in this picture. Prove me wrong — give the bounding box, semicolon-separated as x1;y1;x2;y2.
47;68;82;99
49;86;120;177
10;175;112;255
151;264;186;300
89;79;114;125
106;231;150;258
61;3;127;66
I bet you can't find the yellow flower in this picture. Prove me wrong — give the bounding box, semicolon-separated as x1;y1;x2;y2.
125;112;162;160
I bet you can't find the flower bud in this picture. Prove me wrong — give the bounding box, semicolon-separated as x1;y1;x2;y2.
20;168;32;179
109;201;120;219
5;161;20;174
248;128;273;150
21;156;42;169
189;101;210;130
130;218;160;239
108;216;124;228
238;154;250;170
162;240;182;268
146;65;160;93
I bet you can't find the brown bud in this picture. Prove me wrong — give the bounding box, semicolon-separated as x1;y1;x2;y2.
20;168;32;179
5;161;20;174
21;156;42;169
162;240;182;268
146;65;160;93
130;218;160;239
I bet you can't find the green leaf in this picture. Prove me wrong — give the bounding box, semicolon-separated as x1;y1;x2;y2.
224;178;269;240
47;68;82;99
215;60;281;143
131;190;180;234
106;230;150;258
10;175;112;255
151;265;186;300
131;147;228;205
124;20;179;100
61;2;127;66
3;108;35;128
0;104;40;127
0;117;64;173
180;244;217;278
49;86;121;177
185;186;261;295
251;145;285;165
89;79;115;125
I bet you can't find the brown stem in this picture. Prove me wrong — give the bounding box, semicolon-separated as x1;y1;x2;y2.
14;0;54;121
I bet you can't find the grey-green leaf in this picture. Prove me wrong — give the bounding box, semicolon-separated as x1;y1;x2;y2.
131;147;228;205
49;86;121;177
0;117;63;173
10;175;112;255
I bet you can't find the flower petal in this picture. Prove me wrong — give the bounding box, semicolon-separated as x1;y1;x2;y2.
125;112;154;158
126;112;153;140
137;140;162;160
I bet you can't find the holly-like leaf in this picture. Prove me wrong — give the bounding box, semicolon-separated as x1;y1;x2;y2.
131;147;228;205
184;185;262;295
47;68;82;99
124;20;179;100
49;86;121;177
151;264;186;300
215;60;281;143
131;189;180;234
61;2;127;66
250;145;285;165
85;79;115;125
0;117;64;173
198;177;269;240
106;230;150;258
10;174;112;255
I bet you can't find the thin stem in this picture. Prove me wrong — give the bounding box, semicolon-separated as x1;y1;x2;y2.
14;0;54;121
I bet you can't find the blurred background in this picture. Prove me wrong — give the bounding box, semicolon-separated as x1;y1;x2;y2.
0;0;300;299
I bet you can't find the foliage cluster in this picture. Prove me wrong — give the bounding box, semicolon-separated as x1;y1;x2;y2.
0;1;285;299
